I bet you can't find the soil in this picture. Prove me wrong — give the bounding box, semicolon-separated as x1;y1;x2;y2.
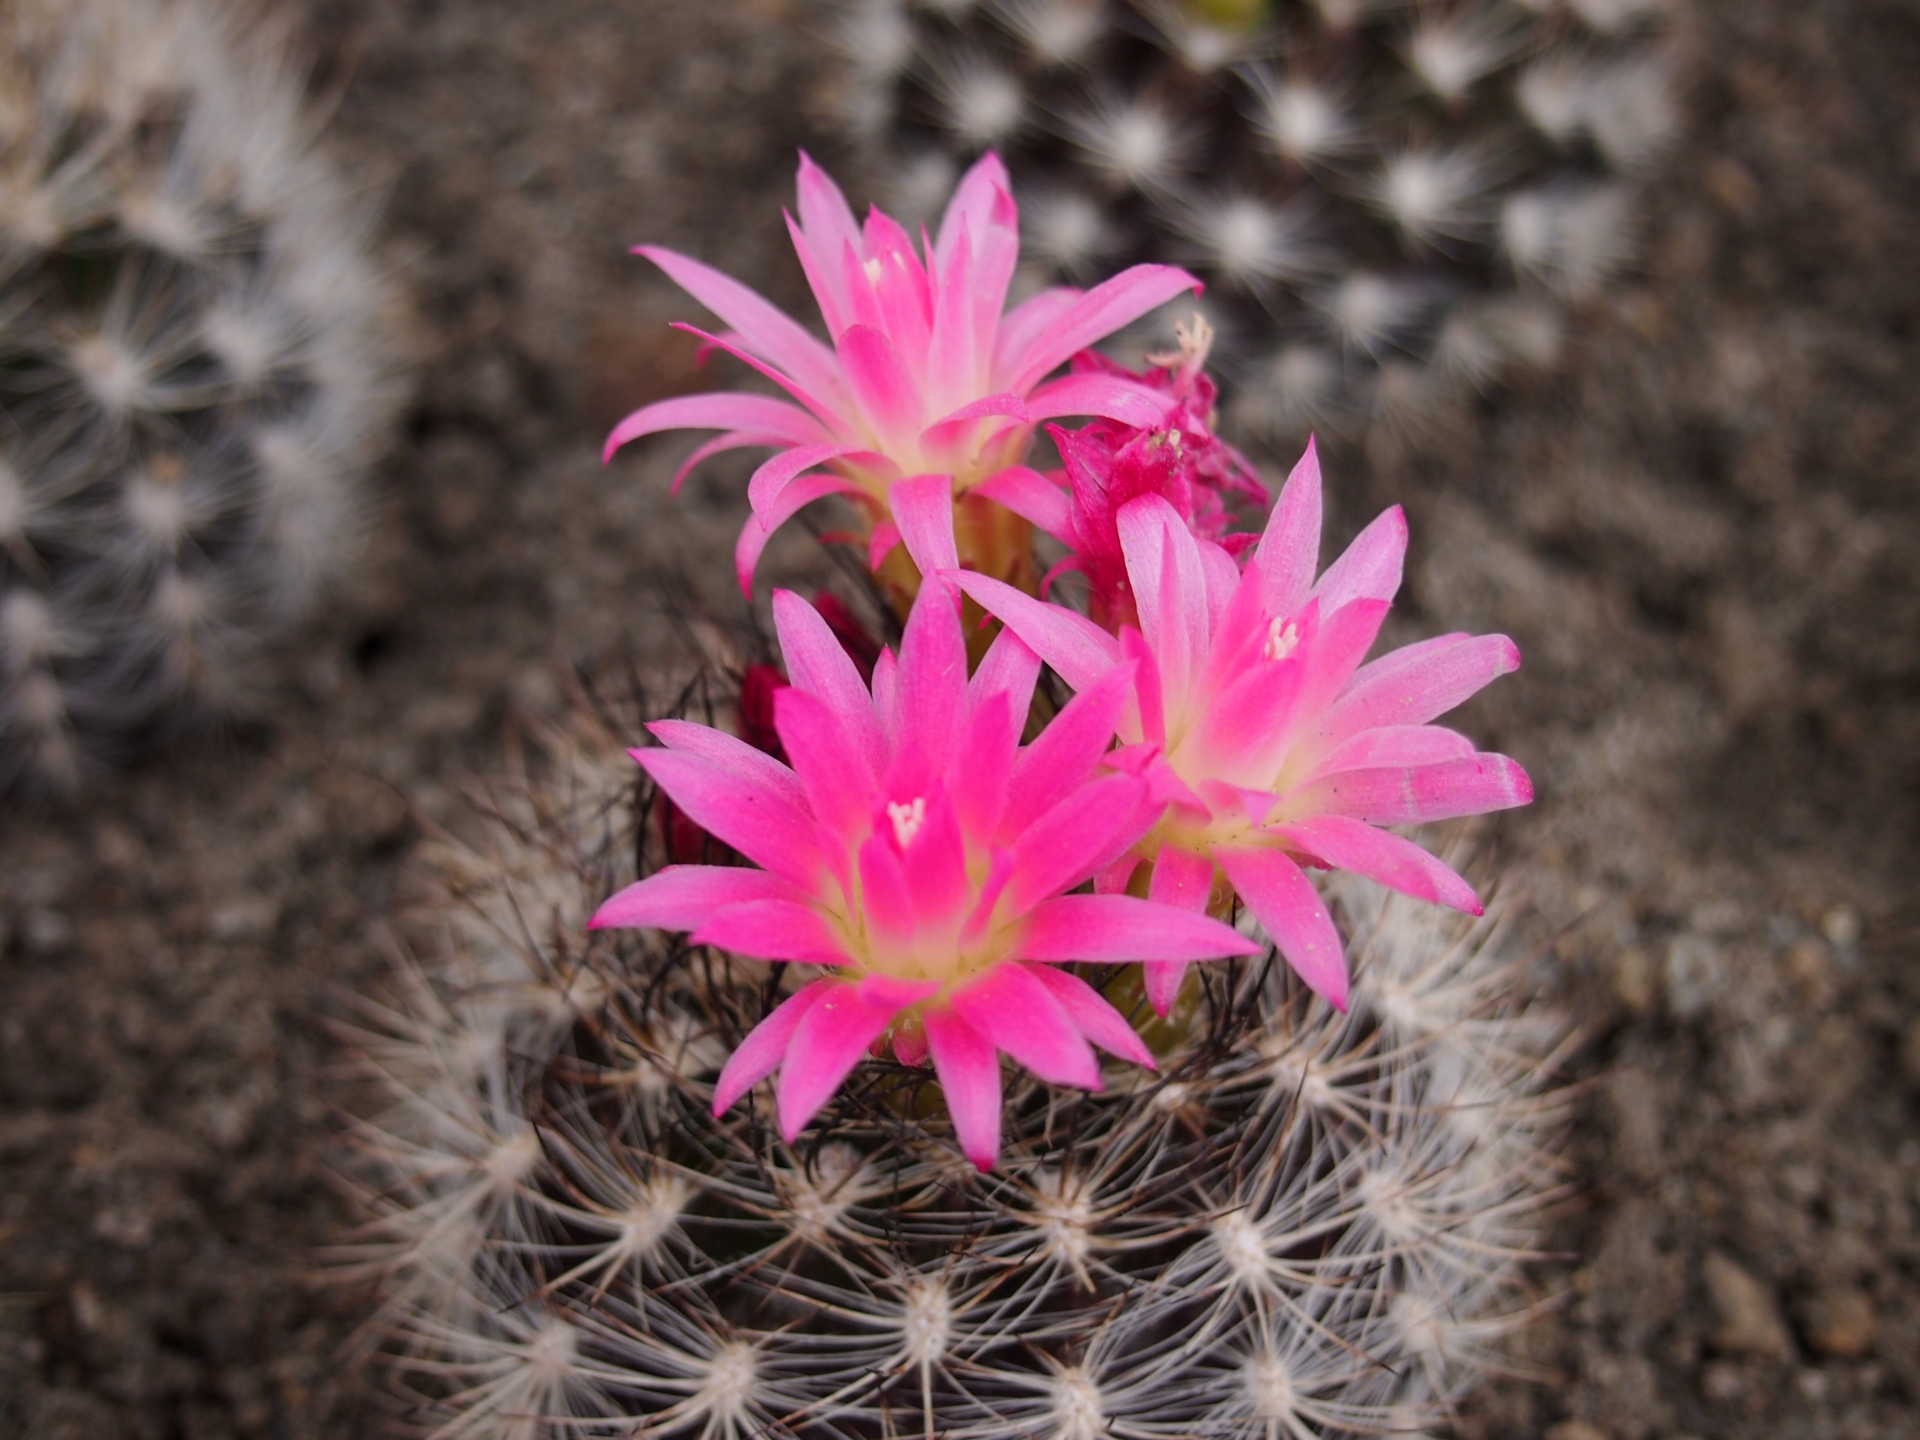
1;1;1916;1437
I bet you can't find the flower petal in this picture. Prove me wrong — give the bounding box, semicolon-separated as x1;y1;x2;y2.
1213;845;1348;1010
1253;438;1324;619
1140;846;1217;1018
1117;494;1209;718
639;248;850;414
1312;633;1522;748
1015;894;1258;964
1006;772;1150;914
713;978;835;1117
633;748;825;888
771;589;887;783
604;393;830;464
736;472;862;595
968;624;1042;721
1000;264;1205;393
889;576;968;791
1268;815;1482;914
647;719;808;811
891;473;961;581
1281;754;1534;826
953;570;1123;694
666;430;789;496
1026;372;1173;428
774;686;880;844
1302;724;1476;781
778;978;932;1140
973;465;1073;544
924;1007;1002;1171
1000;664;1137;842
1311;505;1407;611
690;899;853;963
591;865;807;932
948;690;1017;845
948;963;1100;1090
1021;963;1156;1069
838;323;925;452
992;286;1082;381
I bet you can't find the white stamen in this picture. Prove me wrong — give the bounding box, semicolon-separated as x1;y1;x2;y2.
888;796;926;847
1263;618;1299;662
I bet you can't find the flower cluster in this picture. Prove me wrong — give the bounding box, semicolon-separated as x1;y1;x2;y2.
599;154;1531;1168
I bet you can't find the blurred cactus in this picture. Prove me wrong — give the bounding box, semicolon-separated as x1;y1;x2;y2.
0;0;403;790
339;681;1570;1438
829;0;1677;443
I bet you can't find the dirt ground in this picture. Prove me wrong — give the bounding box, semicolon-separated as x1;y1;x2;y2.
1;0;1916;1437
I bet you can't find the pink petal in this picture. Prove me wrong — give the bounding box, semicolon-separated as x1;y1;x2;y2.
1198;539;1242;631
590;865;807;932
934;151;1014;270
948;963;1100;1090
1006;772;1150;914
838;323;925;451
690;899;852;963
666;430;789;496
1311;505;1407;611
1015;894;1259;964
952;571;1123;695
892;1020;929;1067
924;226;979;420
1022;963;1156;1069
713;978;835;1116
868;519;902;570
857;828;918;951
1142;846;1216;1016
1120;626;1165;748
747;442;880;513
791;153;863;333
947;690;1017;844
736;472;861;595
771;589;886;782
973;465;1073;544
1302;724;1476;781
638;248;850;415
778;977;936;1141
924;1007;1002;1171
648;719;808;811
1213;845;1348;1011
870;648;899;751
889;577;968;790
1117;495;1209;714
968;625;1042;722
774;687;880;844
1312;633;1522;748
1000;663;1136;841
992;286;1081;383
1025;372;1173;428
1268;815;1482;914
1282;754;1534;826
633;748;825;888
919;391;1031;452
671;322;846;436
900;792;974;934
604;393;830;463
1000;265;1204;393
891;473;960;581
1253;438;1325;620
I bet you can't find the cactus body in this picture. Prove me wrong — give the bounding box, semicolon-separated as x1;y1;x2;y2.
832;0;1676;441
0;0;402;789
342;685;1568;1438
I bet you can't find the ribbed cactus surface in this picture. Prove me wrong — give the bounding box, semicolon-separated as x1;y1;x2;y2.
342;684;1568;1438
0;0;401;789
832;0;1675;440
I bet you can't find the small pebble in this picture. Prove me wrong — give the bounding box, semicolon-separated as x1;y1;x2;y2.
1703;1250;1793;1360
1820;905;1861;951
1665;932;1722;1020
1803;1287;1876;1359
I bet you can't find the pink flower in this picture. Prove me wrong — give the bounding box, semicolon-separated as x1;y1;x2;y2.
590;580;1256;1170
982;319;1269;631
954;440;1533;1015
603;151;1202;594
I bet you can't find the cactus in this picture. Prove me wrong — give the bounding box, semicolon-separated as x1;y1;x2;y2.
339;676;1569;1438
829;0;1677;442
0;0;403;790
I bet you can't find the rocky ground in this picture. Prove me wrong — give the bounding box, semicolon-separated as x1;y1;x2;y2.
1;0;1916;1437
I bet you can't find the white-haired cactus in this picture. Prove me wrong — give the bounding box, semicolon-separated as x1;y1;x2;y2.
0;0;402;789
339;685;1569;1438
829;0;1677;440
